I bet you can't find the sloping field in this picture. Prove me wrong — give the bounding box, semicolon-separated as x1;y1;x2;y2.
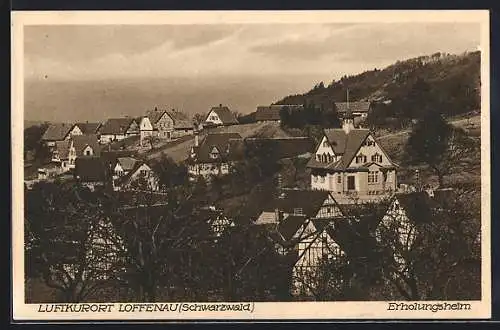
145;122;293;163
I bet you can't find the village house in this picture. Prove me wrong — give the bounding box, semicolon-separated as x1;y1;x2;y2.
41;123;83;149
113;159;160;192
73;122;102;135
51;140;72;172
204;104;239;127
187;132;243;179
375;189;456;272
69;135;101;165
74;157;109;191
254;188;347;296
307;108;398;203
99;118;139;144
335;101;373;122
255;104;304;122
49;134;101;172
139;107;194;146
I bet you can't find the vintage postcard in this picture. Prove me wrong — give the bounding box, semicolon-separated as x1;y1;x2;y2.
12;10;491;320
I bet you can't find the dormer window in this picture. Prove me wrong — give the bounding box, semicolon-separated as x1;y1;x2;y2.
210;146;220;159
355;154;367;164
371;153;382;163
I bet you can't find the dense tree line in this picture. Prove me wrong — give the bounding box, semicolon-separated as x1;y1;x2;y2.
277;51;480;129
24;123;50;162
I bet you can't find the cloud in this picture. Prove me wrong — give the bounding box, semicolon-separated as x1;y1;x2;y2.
24;24;241;63
250;23;480;62
24;23;480;82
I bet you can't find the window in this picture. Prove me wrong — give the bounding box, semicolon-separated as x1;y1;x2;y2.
293;208;303;215
337;175;341;184
371;153;382;163
140;170;148;176
327;154;332;162
366;140;375;146
323;140;329;147
316;154;321;162
320;176;325;183
313;175;318;183
355;154;367;164
85;149;92;156
368;171;379;183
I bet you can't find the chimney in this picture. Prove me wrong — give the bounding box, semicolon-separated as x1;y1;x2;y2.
194;130;199;147
415;169;421;191
219;104;222;108
341;88;355;134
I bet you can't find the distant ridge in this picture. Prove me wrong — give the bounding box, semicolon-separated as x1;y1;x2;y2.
274;51;480;116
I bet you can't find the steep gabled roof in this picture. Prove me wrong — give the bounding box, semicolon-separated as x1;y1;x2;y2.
116;157;139;172
389;192;439;225
54;140;71;159
335;101;372;113
74;157;108;182
193;133;243;163
307;128;371;171
41;123;74;141
255;106;282;121
262;189;333;219
166;110;193;129
208;105;239;125
278;215;307;241
100;118;136;135
115;161;156;187
244;137;314;159
100;150;137;168
72;134;101;157
145;109;166;128
75;122;102;135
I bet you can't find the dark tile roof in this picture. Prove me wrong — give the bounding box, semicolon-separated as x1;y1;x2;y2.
193;133;243;163
307;129;371;171
335;101;372;113
255;106;282;121
74;157;108;182
109;135;140;151
71;134;101;157
116;157;139;172
100;150;137;168
145;109;165;127
262;189;332;219
54;140;71;159
41;123;74;141
115;161;149;187
244;137;314;159
100;118;137;135
277;215;307;241
167;110;193;129
208;105;239;125
391;192;439;225
75;122;102;135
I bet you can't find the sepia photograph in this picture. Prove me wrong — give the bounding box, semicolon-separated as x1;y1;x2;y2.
12;10;491;320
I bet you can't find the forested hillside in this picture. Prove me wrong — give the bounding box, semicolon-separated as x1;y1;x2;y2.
275;51;480;126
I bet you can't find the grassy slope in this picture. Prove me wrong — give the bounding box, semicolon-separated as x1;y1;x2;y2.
144;122;291;163
377;115;481;188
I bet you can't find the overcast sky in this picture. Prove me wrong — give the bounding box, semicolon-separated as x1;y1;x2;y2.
25;23;480;83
